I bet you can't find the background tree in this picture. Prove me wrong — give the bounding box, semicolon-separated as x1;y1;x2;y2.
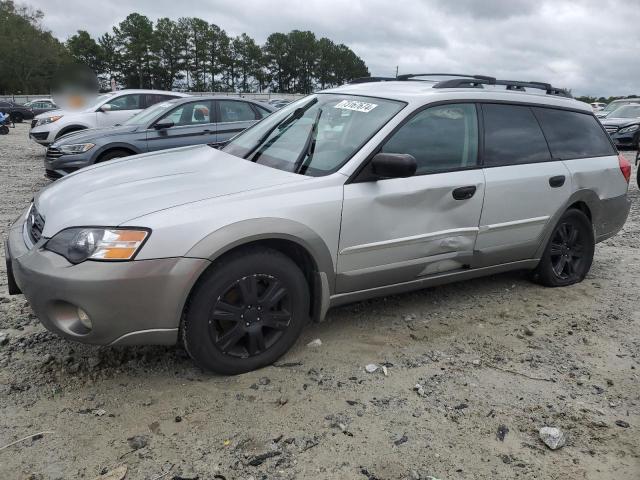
112;13;154;88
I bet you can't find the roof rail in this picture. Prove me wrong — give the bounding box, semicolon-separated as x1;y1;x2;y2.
396;73;496;82
349;76;396;84
433;77;572;98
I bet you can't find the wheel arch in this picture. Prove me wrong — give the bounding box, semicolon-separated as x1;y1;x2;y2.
55;124;89;140
94;144;139;163
534;189;599;259
184;218;335;322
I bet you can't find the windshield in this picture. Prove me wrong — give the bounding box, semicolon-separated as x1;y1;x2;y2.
602;101;639;113
122;100;179;126
608;105;640;119
222;94;405;176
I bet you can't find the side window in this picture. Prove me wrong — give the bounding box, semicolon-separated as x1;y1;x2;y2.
105;94;143;111
532;107;616;159
482;104;550;166
254;104;272;119
381;103;478;174
158;101;212;126
219;100;257;123
144;94;179;108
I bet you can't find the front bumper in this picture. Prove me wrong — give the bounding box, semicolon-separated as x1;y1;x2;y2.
44;151;91;179
29;127;53;146
6;216;210;346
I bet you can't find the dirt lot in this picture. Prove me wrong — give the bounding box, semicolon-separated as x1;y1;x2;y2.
0;122;638;480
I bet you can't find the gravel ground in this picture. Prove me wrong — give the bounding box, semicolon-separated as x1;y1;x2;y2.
0;122;638;480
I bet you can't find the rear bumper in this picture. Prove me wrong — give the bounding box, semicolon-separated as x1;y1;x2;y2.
595;193;631;242
6;217;210;346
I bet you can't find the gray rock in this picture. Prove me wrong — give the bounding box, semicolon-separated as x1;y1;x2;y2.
539;426;566;450
127;435;148;450
306;338;322;347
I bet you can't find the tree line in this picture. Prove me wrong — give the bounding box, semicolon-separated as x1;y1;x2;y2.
0;1;370;95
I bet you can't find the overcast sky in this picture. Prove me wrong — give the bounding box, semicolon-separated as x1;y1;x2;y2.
28;0;640;97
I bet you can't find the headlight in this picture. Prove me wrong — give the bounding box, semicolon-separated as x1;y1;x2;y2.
45;228;149;263
57;143;95;154
618;124;639;134
35;115;63;127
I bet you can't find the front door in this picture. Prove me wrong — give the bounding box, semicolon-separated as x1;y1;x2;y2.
338;103;485;293
475;103;572;265
96;93;144;128
145;100;217;151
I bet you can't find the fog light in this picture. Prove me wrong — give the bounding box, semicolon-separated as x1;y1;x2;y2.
77;308;92;330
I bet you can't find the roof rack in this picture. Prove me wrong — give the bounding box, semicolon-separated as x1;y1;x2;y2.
348;73;571;98
432;77;571;98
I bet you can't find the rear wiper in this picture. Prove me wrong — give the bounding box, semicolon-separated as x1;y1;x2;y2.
245;98;318;162
293;108;323;174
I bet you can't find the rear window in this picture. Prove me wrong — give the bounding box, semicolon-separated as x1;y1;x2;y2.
533;108;616;159
482;104;551;166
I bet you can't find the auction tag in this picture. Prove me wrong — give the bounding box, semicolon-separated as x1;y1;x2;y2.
334;100;378;113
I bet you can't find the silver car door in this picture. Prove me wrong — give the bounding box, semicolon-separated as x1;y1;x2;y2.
338;103;485;293
475;103;572;266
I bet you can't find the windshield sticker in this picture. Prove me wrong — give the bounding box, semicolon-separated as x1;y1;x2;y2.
334;100;378;113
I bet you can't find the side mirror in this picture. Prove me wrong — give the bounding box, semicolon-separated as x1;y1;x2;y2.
99;104;112;112
371;152;417;179
153;120;174;130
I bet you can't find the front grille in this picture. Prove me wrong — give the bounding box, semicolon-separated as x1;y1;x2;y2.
31;131;48;140
605;125;618;134
26;205;45;244
46;146;64;159
31;119;37;129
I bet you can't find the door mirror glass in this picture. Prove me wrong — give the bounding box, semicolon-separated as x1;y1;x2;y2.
153;120;174;130
371;153;417;179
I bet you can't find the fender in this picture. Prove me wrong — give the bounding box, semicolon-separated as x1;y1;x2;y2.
55;124;91;140
534;189;601;259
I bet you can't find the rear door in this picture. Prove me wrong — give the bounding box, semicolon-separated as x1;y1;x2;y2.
145;100;216;151
338;103;485;293
214;100;261;147
475;103;571;265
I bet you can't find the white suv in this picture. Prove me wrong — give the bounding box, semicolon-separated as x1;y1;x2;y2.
29;89;189;146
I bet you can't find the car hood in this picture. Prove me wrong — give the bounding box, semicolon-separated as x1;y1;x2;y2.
54;124;140;145
34;109;65;119
601;117;640;127
35;145;307;237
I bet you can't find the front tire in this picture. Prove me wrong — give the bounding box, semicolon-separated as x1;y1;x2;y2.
97;149;131;163
533;209;594;287
182;247;310;375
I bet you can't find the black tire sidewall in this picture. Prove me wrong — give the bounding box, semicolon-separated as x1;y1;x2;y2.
183;248;310;375
536;209;594;287
98;150;130;163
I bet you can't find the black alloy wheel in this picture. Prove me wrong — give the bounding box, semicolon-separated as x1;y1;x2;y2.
533;209;594;287
211;274;291;358
183;246;309;374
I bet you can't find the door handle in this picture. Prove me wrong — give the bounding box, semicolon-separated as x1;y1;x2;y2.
452;185;477;200
549;175;566;188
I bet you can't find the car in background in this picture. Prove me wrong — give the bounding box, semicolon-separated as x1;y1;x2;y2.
600;104;640;149
266;98;291;109
44;96;274;178
596;98;640;118
590;102;606;111
0;100;34;123
29;89;189;146
23;98;58;116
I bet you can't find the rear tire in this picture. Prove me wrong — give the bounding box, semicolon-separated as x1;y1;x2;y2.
182;246;310;375
0;125;8;135
533;209;594;287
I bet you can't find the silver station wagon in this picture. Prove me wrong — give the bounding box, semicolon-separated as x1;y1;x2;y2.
5;74;632;374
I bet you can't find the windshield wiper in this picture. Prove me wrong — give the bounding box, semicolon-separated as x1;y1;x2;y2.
293;108;323;174
245;98;318;162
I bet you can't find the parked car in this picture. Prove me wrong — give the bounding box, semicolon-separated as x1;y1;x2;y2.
600;104;640;149
29;89;189;146
596;97;640;118
267;98;291;109
23;98;58;116
0;100;34;123
6;74;631;374
44;96;274;178
590;102;606;111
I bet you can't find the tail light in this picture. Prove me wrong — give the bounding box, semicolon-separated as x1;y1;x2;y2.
618;154;631;183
